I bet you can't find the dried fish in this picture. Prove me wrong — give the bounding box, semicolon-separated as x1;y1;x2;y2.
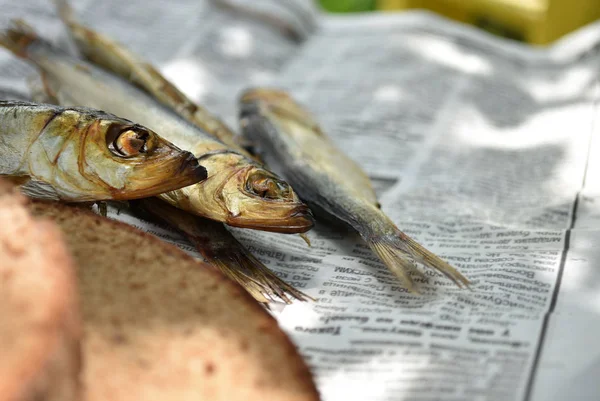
0;21;314;233
52;6;311;303
55;0;246;155
0;100;206;201
239;89;471;292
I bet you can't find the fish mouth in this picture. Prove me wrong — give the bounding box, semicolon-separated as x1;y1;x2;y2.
110;152;207;200
226;206;315;234
178;152;208;182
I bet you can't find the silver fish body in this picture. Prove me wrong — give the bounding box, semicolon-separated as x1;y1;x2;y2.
0;100;206;201
48;4;312;303
0;22;313;233
239;89;470;292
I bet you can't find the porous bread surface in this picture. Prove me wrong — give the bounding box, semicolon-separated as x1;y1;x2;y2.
0;184;81;401
28;200;320;401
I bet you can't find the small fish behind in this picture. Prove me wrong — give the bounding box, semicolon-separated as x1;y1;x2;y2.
239;89;470;293
55;0;244;154
0;100;206;201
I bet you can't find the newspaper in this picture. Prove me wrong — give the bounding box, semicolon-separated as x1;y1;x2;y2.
1;1;600;400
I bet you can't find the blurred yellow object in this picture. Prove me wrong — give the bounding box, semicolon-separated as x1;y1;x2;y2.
377;0;600;44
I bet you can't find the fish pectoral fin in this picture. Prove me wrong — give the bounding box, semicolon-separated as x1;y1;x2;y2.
190;234;314;304
299;233;311;247
19;178;60;201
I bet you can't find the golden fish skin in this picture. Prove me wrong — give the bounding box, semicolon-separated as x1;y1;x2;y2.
0;100;206;202
0;20;313;233
51;5;313;304
239;88;470;293
26;71;310;305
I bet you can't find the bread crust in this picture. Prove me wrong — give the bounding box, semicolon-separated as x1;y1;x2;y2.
29;200;320;401
0;186;81;401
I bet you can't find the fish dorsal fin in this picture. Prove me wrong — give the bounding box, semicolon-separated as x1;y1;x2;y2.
19;178;60;201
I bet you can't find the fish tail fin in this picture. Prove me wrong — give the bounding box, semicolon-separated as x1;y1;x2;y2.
367;234;470;293
131;198;312;305
359;209;470;292
189;236;313;304
366;239;425;293
400;234;471;288
0;20;38;58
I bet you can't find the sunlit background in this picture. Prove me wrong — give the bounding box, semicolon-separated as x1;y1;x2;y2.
320;0;600;45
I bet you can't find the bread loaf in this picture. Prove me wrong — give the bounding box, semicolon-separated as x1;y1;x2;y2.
29;200;320;401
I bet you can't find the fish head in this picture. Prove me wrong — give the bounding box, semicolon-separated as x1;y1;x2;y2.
84;119;207;199
195;151;314;233
239;88;319;132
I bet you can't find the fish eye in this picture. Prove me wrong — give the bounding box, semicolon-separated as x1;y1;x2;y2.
109;128;151;157
247;173;291;199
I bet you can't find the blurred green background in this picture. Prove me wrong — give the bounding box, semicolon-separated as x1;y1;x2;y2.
318;0;375;12
318;0;600;45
